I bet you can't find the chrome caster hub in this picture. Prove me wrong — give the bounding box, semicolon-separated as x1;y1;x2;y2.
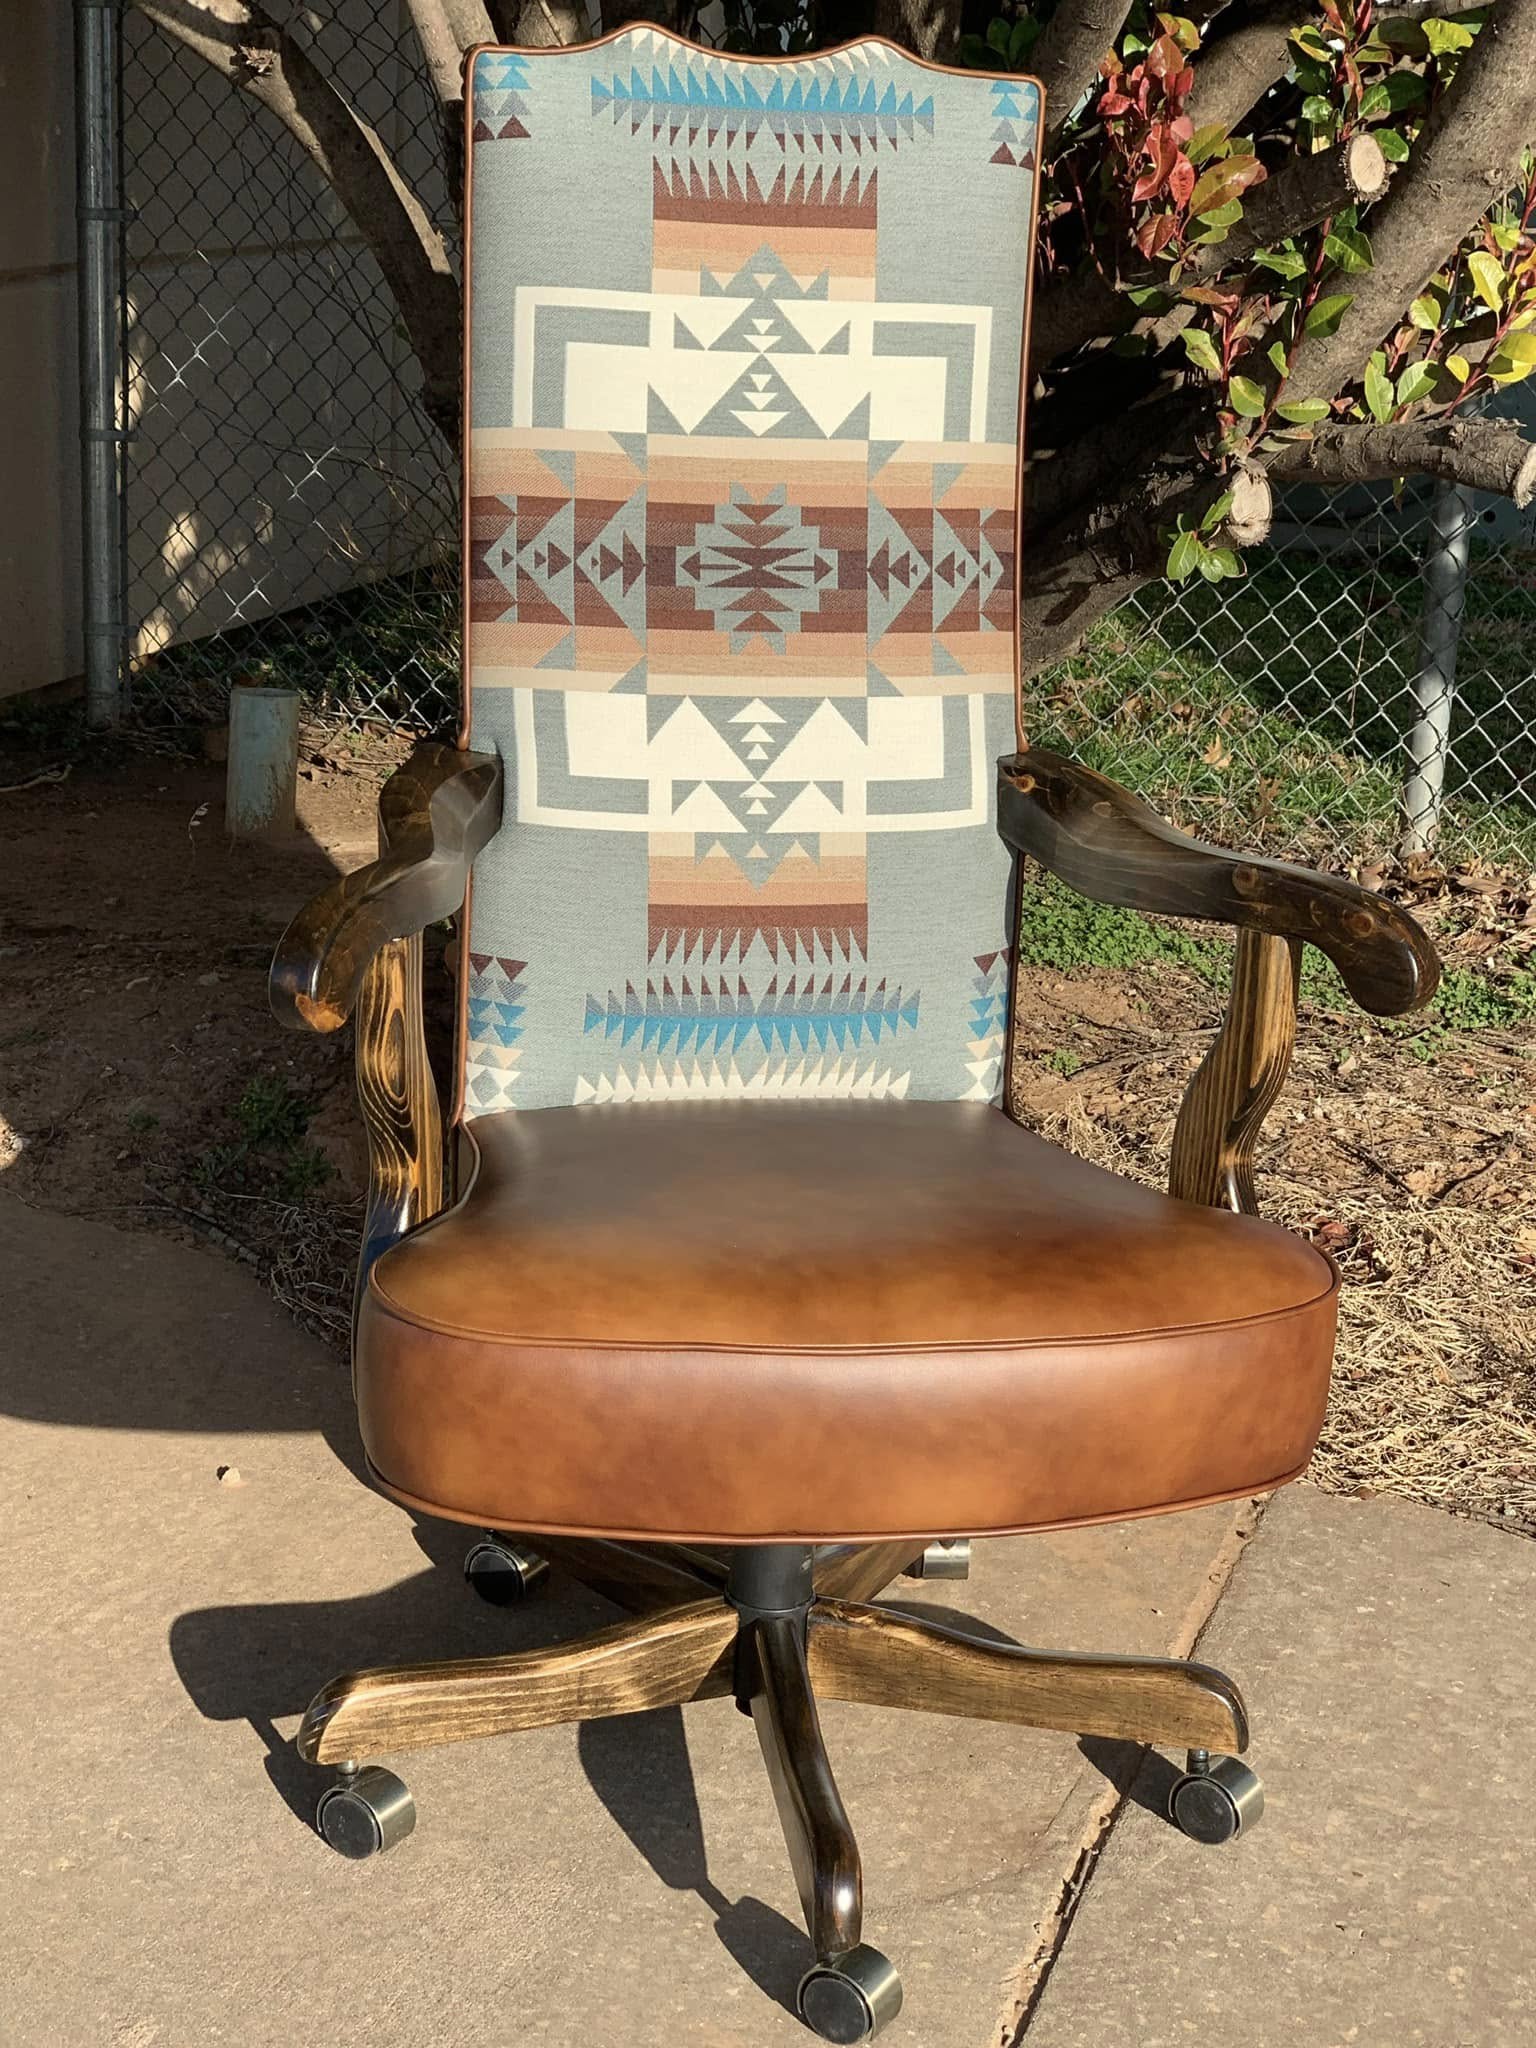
904;1538;971;1582
464;1532;550;1606
1168;1751;1264;1845
315;1764;416;1859
796;1945;903;2043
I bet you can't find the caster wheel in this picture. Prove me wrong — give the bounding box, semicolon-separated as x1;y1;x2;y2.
464;1533;549;1606
1168;1754;1264;1845
315;1766;416;1859
796;1945;903;2043
904;1537;971;1582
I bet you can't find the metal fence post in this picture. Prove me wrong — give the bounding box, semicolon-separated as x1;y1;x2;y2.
74;0;128;730
1399;480;1475;859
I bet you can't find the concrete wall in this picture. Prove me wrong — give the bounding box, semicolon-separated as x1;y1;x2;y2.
0;4;82;700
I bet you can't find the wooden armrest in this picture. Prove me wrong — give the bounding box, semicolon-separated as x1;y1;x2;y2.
998;747;1439;1017
269;742;502;1033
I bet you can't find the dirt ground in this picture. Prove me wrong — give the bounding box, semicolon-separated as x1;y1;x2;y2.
1;733;1532;1532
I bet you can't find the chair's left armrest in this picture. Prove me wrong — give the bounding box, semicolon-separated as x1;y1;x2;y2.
999;747;1442;1215
270;742;502;1034
998;747;1438;1016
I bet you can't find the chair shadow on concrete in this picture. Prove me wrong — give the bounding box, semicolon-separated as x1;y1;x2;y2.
1077;1733;1184;1816
170;1535;812;2013
578;1705;809;2016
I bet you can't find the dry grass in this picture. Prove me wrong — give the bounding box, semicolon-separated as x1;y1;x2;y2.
1014;1003;1536;1537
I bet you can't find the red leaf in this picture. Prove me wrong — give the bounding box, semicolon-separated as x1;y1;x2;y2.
1133;122;1182;202
1145;32;1184;79
1168;152;1196;208
1135;212;1179;258
1097;86;1134;116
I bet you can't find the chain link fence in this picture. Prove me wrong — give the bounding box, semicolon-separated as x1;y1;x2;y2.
120;0;460;734
114;7;1536;878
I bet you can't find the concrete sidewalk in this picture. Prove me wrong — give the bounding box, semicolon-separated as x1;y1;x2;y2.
4;1189;1533;2047
1021;1485;1536;2048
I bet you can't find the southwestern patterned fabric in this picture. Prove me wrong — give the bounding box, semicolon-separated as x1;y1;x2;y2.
462;30;1040;1114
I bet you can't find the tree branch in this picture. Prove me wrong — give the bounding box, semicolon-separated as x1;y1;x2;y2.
1032;0;1139;144
132;0;460;441
403;0;482;102
1185;0;1295;137
492;0;591;44
1267;416;1536;501
1285;0;1536;404
872;0;962;60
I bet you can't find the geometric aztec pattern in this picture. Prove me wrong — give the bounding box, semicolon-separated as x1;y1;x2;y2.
463;954;527;1112
472;53;534;143
989;78;1038;169
464;30;1041;1112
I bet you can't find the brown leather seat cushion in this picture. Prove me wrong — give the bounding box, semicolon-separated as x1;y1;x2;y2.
357;1101;1338;1542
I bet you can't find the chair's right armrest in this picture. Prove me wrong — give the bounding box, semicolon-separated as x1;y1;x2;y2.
269;741;502;1034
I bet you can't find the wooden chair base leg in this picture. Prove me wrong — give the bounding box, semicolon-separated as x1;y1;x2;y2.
813;1541;928;1603
807;1598;1249;1756
297;1596;736;1765
523;1536;728;1615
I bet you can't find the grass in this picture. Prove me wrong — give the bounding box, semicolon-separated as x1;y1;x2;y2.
1029;542;1536;874
195;1074;333;1205
1016;871;1536;1054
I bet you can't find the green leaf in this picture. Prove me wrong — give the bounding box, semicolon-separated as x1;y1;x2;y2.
1254;246;1308;279
1301;93;1335;126
1268;338;1291;375
1197;548;1228;581
1489;356;1536;385
1374;16;1431;54
1395;360;1439;405
1408;293;1442;331
1443;351;1472;382
1290;24;1332;60
1306;292;1354;337
1167;528;1204;580
1199;488;1235;533
1358;81;1390;118
1188;123;1231;165
1228;373;1267;417
1158;12;1201;52
1193;197;1245;229
1007;16;1040;65
1324;225;1374;274
986;16;1010;52
1275;397;1332;423
1468;250;1506;311
1377;128;1411;162
1496;329;1536;364
1382;71;1428;109
1364;352;1395;422
1188;154;1266;217
1180;327;1224;376
1207;547;1243;578
1423;16;1475;54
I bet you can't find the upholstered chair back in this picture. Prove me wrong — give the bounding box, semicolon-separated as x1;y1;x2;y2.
461;29;1041;1115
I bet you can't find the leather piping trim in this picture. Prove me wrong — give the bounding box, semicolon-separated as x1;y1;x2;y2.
362;1455;1309;1546
363;1245;1341;1351
451;30;1045;1129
